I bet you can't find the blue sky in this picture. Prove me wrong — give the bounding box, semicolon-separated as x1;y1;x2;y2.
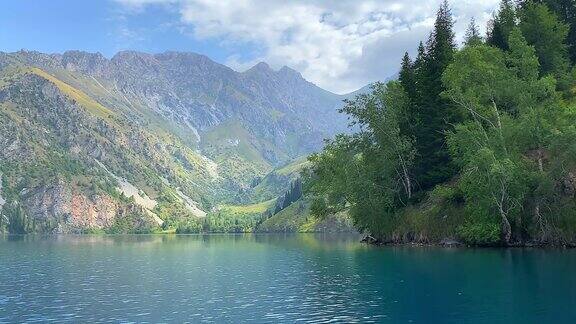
0;0;500;94
0;0;245;63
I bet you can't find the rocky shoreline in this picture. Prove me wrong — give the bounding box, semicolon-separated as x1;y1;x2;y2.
360;235;576;248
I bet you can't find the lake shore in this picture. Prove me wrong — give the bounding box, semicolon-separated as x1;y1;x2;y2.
361;235;576;248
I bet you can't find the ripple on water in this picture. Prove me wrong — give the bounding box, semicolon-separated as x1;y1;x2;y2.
1;234;576;322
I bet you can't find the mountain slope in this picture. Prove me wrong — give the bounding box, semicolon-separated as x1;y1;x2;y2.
0;67;217;233
3;50;350;184
0;49;352;233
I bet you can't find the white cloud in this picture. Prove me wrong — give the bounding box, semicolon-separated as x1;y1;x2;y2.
114;0;500;94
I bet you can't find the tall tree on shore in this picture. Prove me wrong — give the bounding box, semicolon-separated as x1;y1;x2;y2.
532;0;576;64
412;41;428;117
518;1;570;81
414;0;459;190
487;0;517;51
399;52;416;101
307;82;415;235
464;18;483;46
399;52;417;137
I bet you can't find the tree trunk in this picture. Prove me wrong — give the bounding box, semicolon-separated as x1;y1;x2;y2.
537;149;544;173
492;98;508;155
397;153;412;200
496;182;512;245
404;166;412;200
501;211;512;245
534;148;546;241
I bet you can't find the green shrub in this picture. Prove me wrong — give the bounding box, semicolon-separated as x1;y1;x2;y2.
175;219;203;234
457;222;501;245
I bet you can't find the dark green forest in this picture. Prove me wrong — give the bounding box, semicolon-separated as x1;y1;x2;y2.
306;0;576;246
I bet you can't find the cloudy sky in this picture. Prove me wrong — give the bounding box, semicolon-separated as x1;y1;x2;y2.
0;0;500;94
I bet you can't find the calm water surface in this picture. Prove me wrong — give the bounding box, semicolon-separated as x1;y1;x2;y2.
0;234;575;323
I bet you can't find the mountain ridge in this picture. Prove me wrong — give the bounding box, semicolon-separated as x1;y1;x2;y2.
0;48;362;233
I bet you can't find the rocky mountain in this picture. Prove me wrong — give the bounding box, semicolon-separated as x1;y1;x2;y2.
0;49;353;233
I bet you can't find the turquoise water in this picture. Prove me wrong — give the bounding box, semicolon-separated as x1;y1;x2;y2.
0;234;575;323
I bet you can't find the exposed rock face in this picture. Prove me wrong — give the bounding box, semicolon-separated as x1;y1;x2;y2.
68;192;118;230
61;50;109;75
24;180;107;233
19;178;155;233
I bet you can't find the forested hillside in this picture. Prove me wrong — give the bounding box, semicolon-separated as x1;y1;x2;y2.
306;0;576;246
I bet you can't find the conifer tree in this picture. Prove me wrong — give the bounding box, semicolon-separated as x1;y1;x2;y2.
412;42;427;114
487;0;517;51
464;18;483;46
399;52;416;101
414;0;459;189
414;42;427;72
399;52;417;137
518;1;570;79
532;0;576;64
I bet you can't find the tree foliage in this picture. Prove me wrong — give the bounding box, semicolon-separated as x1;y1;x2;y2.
487;0;517;51
307;0;576;245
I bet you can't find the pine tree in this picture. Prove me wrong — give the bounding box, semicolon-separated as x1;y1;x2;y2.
532;0;576;64
399;52;416;100
518;1;570;79
487;0;517;51
414;0;459;189
426;1;456;73
414;42;427;71
399;52;417;137
464;18;483;46
412;41;427;118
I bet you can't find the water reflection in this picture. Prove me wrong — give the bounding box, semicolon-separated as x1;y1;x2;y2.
1;234;575;323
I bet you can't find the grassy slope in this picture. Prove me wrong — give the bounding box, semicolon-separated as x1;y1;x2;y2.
275;157;310;176
258;199;355;233
30;68;116;120
201;119;274;187
38;68;218;197
220;198;276;215
250;157;310;203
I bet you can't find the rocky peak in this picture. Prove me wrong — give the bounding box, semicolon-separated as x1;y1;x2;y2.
278;65;303;79
8;50;61;70
245;62;274;75
244;62;305;85
111;50;158;68
61;50;108;75
154;51;206;63
154;51;235;76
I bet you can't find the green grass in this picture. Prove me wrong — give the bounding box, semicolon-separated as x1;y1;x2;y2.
257;199;355;233
220;198;276;215
275;157;310;176
29;68;116;120
202;120;263;163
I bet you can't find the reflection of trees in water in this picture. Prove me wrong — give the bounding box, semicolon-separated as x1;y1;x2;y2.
253;233;365;251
